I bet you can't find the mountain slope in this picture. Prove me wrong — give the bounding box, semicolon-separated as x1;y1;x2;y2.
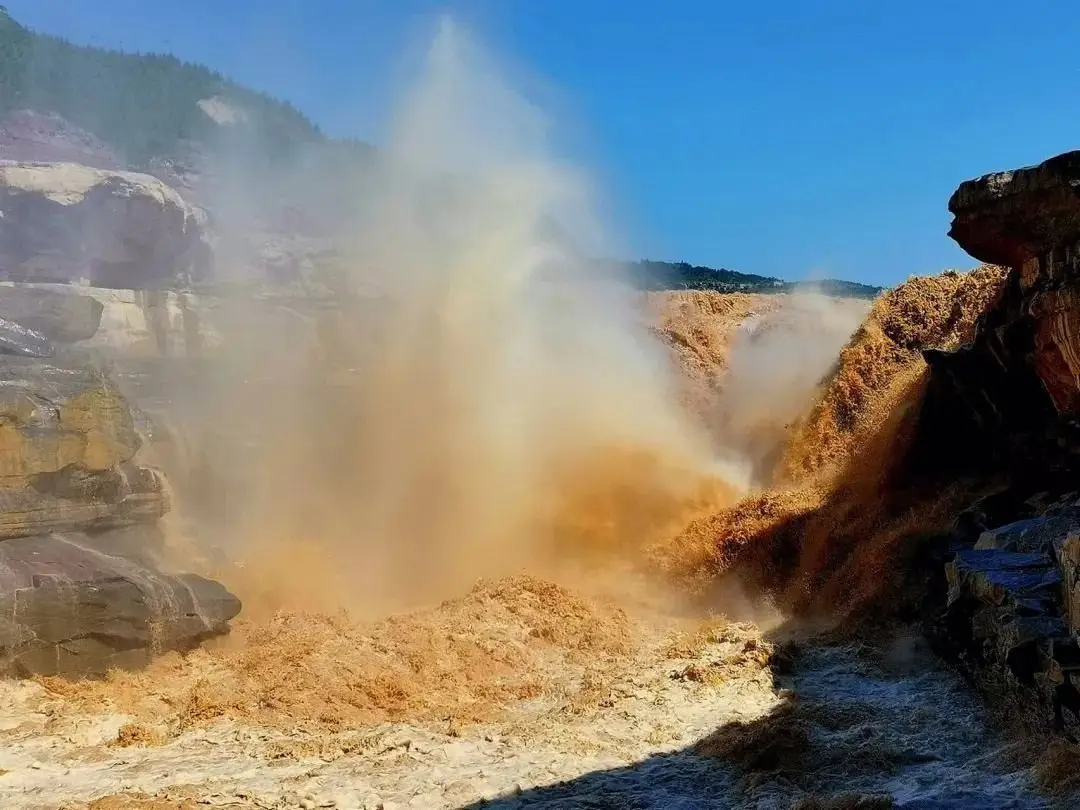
0;7;321;165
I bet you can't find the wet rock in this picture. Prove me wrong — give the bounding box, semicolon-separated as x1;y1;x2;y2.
0;353;238;676
0;529;241;676
0;359;170;529
975;511;1080;555
0;315;52;357
0;285;104;342
0;357;168;539
938;543;1074;729
946;549;1058;607
0;161;211;288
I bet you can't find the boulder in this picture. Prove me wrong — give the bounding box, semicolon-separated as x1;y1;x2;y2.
0;284;103;342
0;529;240;676
0;161;211;288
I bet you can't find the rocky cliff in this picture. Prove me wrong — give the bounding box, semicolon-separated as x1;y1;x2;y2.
0;283;240;677
917;151;1080;736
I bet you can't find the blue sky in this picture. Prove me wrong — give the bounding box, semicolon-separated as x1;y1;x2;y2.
5;0;1078;286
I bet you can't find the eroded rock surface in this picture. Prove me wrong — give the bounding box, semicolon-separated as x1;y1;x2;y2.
0;528;240;676
940;150;1080;444
941;521;1080;734
0;161;211;288
0;358;141;483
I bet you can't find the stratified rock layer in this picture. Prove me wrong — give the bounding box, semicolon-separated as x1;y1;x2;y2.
0;161;211;288
940;510;1080;734
0;349;239;675
945;150;1080;430
948;151;1080;270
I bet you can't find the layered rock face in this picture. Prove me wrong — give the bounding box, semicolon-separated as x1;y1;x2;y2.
0;161;212;288
0;282;240;677
927;151;1080;734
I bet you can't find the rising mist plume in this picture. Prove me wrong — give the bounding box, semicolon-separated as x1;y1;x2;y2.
161;17;730;615
156;17;864;618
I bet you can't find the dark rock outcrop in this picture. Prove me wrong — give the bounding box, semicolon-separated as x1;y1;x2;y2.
940;524;1080;734
0;162;212;288
0;529;240;676
906;152;1080;492
925;151;1080;735
944;151;1080;431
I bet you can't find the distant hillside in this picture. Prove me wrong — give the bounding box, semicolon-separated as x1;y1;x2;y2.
628;260;883;298
0;7;324;166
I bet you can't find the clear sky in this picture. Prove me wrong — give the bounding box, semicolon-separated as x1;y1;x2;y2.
6;0;1078;286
